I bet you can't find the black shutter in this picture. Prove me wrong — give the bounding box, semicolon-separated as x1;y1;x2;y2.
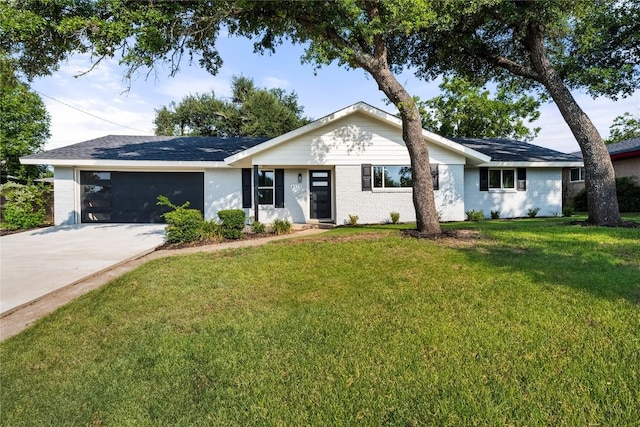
430;164;439;190
517;168;527;191
479;167;489;191
275;169;285;208
242;168;252;208
362;164;372;191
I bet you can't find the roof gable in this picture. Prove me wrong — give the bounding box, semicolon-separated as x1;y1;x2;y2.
224;102;490;165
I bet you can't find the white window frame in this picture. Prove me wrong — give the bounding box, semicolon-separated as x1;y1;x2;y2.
489;168;516;190
257;169;274;205
570;167;585;182
372;165;413;189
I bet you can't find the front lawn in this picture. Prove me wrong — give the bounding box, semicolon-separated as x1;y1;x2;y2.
1;218;639;425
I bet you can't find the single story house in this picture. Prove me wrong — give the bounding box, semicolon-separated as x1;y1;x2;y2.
564;136;640;204
22;102;583;226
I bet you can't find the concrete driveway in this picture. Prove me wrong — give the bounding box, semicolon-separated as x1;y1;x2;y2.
0;224;166;315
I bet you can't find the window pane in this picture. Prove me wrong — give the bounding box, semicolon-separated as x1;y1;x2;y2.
83;185;111;194
580;167;585;181
502;170;515;188
81;171;110;182
570;168;580;181
399;166;413;187
384;166;402;187
373;166;383;188
258;189;273;205
258;170;274;187
489;170;502;188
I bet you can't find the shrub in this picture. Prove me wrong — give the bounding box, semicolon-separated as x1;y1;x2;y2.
199;220;221;240
465;210;484;222
527;207;540;218
0;182;49;230
218;209;246;239
562;207;574;217
273;218;291;235
348;214;359;226
390;211;400;224
490;210;501;219
251;220;266;233
572;177;640;213
157;195;204;243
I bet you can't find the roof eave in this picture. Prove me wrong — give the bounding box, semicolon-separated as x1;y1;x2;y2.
20;158;229;168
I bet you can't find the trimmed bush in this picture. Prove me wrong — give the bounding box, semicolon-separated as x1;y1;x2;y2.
0;182;49;230
218;209;246;239
251;220;266;233
273;218;292;235
572;177;640;213
390;211;400;224
200;220;221;240
157;195;204;243
527;207;540;218
465;210;484;222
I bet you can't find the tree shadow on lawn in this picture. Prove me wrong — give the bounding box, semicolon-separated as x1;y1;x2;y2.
450;228;640;305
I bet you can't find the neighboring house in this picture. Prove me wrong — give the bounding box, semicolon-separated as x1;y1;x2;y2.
21;102;583;226
564;136;640;205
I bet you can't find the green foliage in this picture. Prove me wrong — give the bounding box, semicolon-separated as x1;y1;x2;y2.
154;76;310;137
156;195;204;243
0;182;49;230
272;218;291;235
490;210;501;219
251;220;266;234
573;177;640;213
606;113;640;144
527;207;540;218
562;207;575;217
0;60;51;181
417;76;541;141
347;214;359;226
390;211;400;224
217;209;246;240
465;210;485;222
199;220;221;241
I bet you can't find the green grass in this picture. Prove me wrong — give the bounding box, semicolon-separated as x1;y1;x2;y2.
1;218;639;425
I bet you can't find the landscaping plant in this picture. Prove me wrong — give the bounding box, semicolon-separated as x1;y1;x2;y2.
156;195;204;243
217;209;246;239
0;182;50;230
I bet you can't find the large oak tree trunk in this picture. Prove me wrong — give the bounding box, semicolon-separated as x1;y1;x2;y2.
372;66;441;234
526;25;622;226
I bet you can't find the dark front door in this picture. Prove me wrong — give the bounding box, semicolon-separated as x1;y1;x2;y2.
310;170;332;220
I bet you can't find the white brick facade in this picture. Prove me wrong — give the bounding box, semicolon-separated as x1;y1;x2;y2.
464;167;563;218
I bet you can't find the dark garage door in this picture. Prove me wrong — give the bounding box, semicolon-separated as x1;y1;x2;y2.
81;171;204;223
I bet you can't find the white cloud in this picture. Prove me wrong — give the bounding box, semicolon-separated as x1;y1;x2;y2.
261;76;290;89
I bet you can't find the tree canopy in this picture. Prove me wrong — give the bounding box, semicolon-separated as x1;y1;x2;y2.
4;0;636;227
606;113;640;145
417;76;541;141
154;76;310;138
0;60;50;182
397;0;640;226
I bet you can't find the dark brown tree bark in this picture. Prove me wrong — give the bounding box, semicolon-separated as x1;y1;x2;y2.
525;24;622;225
358;31;441;235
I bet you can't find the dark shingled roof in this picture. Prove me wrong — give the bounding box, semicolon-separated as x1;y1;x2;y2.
452;137;582;162
607;136;640;156
23;135;270;162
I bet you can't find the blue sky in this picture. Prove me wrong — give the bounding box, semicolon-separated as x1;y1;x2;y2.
31;35;639;154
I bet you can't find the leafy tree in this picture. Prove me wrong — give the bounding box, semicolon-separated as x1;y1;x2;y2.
399;0;640;226
606;113;640;145
0;60;50;182
4;0;498;234
417;76;541;141
154;76;310;137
